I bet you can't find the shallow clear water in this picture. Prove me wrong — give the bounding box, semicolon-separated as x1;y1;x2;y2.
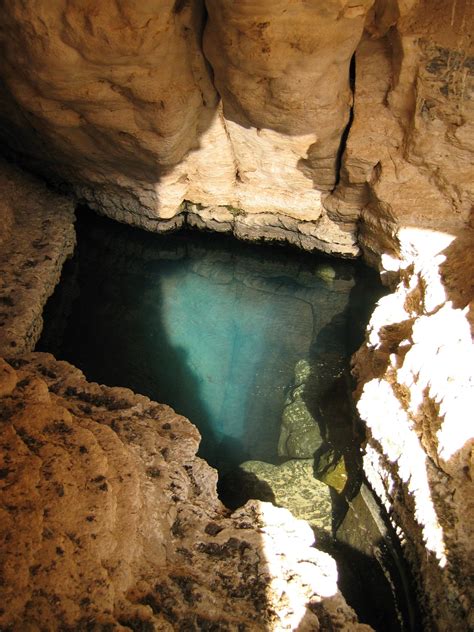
38;209;419;631
39;209;382;474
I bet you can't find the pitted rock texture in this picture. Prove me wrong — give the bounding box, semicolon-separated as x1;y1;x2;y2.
0;160;75;357
0;353;373;631
352;225;474;630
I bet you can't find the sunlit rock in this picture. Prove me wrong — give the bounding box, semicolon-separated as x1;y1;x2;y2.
0;0;377;256
353;226;474;629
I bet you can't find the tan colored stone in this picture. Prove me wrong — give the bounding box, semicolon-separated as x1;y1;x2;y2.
0;159;75;357
0;0;377;255
0;353;372;630
338;10;474;625
0;358;17;396
327;2;473;268
204;0;372;208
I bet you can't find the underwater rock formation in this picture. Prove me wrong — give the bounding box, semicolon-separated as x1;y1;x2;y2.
0;353;373;631
228;459;333;541
278;360;324;459
314;450;348;495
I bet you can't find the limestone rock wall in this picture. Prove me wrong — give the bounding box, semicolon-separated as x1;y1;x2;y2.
353;224;474;630
342;5;474;627
326;1;473;268
0;2;472;260
0;0;377;257
202;0;370;209
0;353;373;631
0;159;75;357
0;1;219;223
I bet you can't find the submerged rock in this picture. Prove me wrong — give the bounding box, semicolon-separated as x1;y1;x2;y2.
294;358;312;386
279;399;323;459
238;459;333;539
314;450;348;494
315;263;337;283
279;359;324;459
336;484;388;556
335;484;416;630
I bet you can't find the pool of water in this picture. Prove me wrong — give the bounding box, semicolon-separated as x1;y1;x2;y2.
38;208;419;631
40;209;382;471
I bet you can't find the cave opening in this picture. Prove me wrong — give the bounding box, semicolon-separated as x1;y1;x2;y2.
37;207;420;631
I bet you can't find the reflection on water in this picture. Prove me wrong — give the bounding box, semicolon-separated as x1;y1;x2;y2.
38;208;419;631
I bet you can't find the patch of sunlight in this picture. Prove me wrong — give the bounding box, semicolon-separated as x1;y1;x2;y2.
358;379;448;567
256;502;339;630
382;227;456;272
397;303;474;461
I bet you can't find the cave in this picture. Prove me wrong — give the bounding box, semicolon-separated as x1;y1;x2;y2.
0;2;472;631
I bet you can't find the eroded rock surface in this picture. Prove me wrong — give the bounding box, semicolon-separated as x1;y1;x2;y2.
0;2;471;261
353;226;474;630
0;0;379;257
0;160;75;357
0;353;372;631
334;6;474;627
327;2;473;269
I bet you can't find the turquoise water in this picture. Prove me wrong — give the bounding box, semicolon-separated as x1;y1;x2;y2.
39;209;383;475
38;209;420;631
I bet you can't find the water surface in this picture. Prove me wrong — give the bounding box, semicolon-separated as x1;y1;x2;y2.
39;209;383;475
